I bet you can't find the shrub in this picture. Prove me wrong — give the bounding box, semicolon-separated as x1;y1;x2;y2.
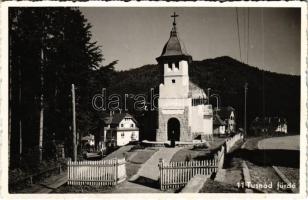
185;154;192;162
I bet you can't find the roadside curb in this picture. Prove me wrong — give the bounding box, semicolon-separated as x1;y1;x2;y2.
272;166;297;193
241;161;253;193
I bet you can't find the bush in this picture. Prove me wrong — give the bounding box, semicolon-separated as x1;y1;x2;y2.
130;143;145;151
192;143;209;150
185;154;192;162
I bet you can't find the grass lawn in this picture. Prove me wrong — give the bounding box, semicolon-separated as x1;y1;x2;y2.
103;145;134;160
171;136;227;162
207;136;228;149
128;149;157;164
170;148;212;162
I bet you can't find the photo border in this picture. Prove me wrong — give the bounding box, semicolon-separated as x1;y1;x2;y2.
0;1;307;199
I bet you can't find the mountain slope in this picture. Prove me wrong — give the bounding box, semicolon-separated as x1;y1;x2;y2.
110;56;300;132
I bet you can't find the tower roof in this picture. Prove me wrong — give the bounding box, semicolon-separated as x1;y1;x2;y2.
157;12;192;62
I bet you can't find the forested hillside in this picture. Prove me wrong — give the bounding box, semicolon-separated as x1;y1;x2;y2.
109;56;300;133
9;7;300;170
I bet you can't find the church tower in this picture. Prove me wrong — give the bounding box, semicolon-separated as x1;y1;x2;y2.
156;12;193;143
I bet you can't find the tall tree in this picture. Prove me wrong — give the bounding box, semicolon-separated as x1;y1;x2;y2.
9;7;115;167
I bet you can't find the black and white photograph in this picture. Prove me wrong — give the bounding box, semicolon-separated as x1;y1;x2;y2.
2;1;307;197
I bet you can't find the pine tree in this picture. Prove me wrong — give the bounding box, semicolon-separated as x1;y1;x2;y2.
9;7;115;167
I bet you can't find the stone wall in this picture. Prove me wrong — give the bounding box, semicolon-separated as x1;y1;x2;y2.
156;107;192;142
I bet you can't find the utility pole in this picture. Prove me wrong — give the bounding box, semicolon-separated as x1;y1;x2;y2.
38;46;44;163
72;84;77;161
207;88;211;105
211;94;219;111
244;83;248;137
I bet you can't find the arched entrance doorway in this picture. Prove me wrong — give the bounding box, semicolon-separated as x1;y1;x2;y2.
167;118;180;147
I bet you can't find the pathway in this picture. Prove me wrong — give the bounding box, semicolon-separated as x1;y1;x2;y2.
258;135;299;150
17;172;67;193
214;139;244;192
114;147;182;193
221;157;243;186
136;147;180;181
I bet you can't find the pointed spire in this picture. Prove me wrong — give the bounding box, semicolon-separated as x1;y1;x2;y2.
156;12;192;62
170;12;179;37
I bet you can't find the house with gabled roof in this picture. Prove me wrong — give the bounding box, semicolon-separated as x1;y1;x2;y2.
214;106;236;134
213;114;226;135
102;112;139;147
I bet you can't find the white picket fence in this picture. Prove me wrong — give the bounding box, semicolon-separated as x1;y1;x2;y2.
225;133;243;153
158;146;225;190
158;133;243;191
67;158;126;186
214;145;225;169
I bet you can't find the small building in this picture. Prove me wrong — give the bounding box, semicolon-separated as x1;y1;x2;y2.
215;106;236;134
213;114;226;135
250;116;287;135
275;118;287;133
81;134;95;152
102;113;139;147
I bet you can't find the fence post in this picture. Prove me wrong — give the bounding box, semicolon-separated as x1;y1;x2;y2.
158;158;163;190
114;158;118;185
67;158;71;185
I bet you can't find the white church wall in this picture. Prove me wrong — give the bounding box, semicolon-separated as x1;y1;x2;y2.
158;98;190;109
159;61;189;99
190;104;213;137
203;116;213;135
163;60;188;77
190;105;205;133
159;80;189;99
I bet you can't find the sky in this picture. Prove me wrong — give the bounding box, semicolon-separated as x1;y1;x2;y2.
81;7;300;75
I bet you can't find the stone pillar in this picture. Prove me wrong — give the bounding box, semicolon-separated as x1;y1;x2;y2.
179;107;192;142
156;109;168;142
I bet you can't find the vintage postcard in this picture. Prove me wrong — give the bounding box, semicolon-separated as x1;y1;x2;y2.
0;1;307;199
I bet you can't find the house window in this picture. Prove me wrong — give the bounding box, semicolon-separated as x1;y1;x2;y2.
172;79;176;83
131;124;134;128
121;132;124;138
121;124;124;127
131;132;136;140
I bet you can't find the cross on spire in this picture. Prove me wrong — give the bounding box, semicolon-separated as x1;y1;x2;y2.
171;12;179;25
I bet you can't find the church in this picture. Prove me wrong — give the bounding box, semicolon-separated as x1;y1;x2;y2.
154;13;213;145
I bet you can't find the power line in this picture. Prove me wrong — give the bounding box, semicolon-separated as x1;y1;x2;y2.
246;8;250;64
235;8;242;62
261;8;265;120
